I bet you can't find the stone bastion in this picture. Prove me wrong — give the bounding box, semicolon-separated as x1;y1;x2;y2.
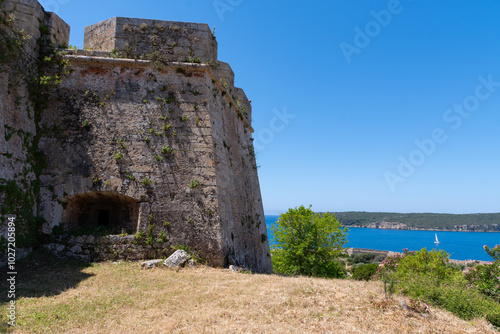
0;0;272;273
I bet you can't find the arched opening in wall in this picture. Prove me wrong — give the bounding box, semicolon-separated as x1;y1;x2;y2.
61;191;139;234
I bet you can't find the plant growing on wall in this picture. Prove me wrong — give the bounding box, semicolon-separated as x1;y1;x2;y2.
161;146;173;155
188;179;200;189
141;178;152;186
156;231;168;243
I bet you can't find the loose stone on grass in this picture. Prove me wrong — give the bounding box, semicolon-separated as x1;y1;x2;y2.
164;250;190;269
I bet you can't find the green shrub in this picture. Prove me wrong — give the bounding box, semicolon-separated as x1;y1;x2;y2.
348;253;374;265
331;261;347;278
271;206;348;278
375;247;500;328
446;262;465;271
465;262;500;302
352;263;378;281
372;251;407;280
487;311;500;328
398;275;500;322
373;254;387;263
348;253;386;266
395;248;455;282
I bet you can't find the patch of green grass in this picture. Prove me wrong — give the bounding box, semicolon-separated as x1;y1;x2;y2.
398;275;500;322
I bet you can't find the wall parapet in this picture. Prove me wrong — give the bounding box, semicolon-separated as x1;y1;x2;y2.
62;53;254;132
84;17;217;63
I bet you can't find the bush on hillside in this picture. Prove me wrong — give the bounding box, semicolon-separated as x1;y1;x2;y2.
398;274;500;322
464;244;500;302
372;247;500;328
446;262;465;271
486;311;500;328
352;263;378;281
348;253;374;265
271;206;348;278
347;253;386;265
394;248;457;282
372;251;407;280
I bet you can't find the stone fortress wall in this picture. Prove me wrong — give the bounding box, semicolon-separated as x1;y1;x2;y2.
0;0;272;273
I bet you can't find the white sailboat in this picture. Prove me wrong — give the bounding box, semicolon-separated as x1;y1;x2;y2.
434;233;440;244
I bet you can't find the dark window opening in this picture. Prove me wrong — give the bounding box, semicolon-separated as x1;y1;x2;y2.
98;210;111;227
61;191;139;235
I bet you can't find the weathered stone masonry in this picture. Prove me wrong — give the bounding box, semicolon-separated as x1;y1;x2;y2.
0;0;272;273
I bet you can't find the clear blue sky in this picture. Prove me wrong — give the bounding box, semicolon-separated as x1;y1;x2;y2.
43;0;500;215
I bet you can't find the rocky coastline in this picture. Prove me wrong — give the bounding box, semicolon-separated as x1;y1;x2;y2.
345;221;500;232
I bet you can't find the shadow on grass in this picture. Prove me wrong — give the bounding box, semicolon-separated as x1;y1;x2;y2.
0;248;94;303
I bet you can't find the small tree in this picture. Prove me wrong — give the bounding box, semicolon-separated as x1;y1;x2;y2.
271;205;348;278
394;248;455;282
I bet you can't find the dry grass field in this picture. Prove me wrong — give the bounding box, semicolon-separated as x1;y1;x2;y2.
0;251;497;334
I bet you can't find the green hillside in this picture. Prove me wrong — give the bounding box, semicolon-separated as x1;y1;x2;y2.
330;212;500;231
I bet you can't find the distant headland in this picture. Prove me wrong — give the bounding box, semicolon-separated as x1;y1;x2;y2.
331;211;500;232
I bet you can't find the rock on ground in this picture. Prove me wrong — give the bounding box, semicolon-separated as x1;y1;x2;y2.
141;259;163;269
164;250;191;269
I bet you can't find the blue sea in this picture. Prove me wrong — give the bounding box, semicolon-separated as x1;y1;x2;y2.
265;215;500;261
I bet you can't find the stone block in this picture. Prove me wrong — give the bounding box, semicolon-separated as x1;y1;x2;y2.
70;245;82;253
163;250;190;269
